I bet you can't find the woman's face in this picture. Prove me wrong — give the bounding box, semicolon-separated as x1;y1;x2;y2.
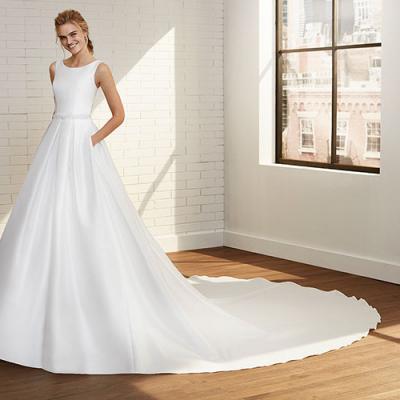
57;22;87;54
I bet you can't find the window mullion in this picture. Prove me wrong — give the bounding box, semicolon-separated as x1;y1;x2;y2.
276;0;283;162
331;0;337;165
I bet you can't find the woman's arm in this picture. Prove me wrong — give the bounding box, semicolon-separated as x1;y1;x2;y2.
49;61;56;84
91;63;125;146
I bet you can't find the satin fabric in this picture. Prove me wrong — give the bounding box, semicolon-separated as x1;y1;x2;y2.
0;59;381;374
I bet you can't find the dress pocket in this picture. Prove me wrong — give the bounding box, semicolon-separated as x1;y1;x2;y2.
89;133;94;149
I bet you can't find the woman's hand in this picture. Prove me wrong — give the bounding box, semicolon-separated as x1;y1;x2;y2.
90;134;99;147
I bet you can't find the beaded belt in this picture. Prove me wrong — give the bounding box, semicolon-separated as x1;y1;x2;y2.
53;113;92;119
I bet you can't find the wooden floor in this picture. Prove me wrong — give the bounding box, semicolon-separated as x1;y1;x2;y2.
0;246;399;400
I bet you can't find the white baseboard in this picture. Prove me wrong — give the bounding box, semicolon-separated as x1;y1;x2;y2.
159;230;224;253
224;230;400;285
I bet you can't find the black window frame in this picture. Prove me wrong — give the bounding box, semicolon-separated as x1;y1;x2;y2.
275;0;382;174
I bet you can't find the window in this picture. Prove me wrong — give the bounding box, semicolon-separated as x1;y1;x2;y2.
362;112;380;159
336;119;348;155
300;118;315;152
276;0;382;173
365;121;380;158
371;56;381;68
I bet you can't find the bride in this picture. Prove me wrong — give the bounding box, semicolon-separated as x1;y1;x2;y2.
0;9;381;375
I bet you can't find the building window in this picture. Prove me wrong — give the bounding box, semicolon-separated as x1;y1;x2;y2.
365;121;380;158
336;119;348;155
371;56;381;68
276;0;382;173
300;118;315;153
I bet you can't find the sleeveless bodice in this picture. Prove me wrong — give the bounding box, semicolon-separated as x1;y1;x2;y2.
52;59;102;117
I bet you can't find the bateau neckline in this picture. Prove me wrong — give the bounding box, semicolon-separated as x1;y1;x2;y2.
62;59;99;69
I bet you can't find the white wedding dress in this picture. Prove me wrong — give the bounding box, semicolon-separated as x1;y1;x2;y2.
0;59;381;375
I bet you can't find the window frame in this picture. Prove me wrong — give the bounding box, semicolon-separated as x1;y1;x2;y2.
275;0;381;174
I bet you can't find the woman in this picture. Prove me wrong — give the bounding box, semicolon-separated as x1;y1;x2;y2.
52;14;125;147
0;9;381;375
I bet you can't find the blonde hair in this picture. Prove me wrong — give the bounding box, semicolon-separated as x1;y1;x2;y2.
54;9;94;55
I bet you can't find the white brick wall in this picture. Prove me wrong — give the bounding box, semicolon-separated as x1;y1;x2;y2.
0;0;224;250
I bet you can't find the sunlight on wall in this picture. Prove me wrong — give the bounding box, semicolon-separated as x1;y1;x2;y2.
89;27;181;230
92;27;179;196
0;210;11;227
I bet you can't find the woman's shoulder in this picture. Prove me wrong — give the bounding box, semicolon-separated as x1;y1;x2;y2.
95;61;113;78
49;60;57;70
49;61;58;85
96;60;110;70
